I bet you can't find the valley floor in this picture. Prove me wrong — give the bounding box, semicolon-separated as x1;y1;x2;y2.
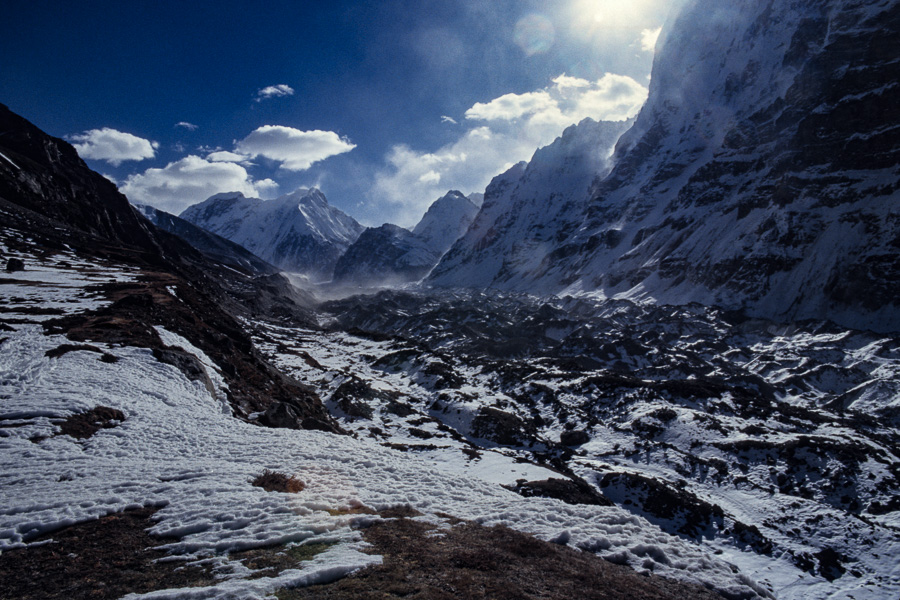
1;226;899;599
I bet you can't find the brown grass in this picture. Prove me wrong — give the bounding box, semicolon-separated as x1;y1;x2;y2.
275;511;725;600
0;507;215;599
251;469;305;493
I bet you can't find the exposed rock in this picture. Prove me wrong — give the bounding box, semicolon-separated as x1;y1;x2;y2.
560;430;590;446
506;477;612;506
5;257;24;272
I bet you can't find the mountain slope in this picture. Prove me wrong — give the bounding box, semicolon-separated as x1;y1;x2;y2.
428;118;633;289
0;104;766;600
179;189;364;280
0;103;338;432
428;0;900;332
412;190;481;256
135;203;279;276
0;103;162;256
331;223;440;286
332;190;481;287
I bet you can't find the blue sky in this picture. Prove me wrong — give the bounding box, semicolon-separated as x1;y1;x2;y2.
2;0;673;226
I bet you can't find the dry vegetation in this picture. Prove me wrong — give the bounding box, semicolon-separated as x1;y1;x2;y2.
251;469;306;493
276;509;725;600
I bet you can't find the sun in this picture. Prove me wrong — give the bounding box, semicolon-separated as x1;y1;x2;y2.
568;0;658;31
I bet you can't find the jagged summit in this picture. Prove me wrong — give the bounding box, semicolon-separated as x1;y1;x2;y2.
179;187;364;280
413;190;480;257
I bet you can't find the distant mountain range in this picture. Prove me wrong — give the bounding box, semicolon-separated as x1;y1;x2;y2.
179;188;364;282
332;190;481;287
128;0;897;334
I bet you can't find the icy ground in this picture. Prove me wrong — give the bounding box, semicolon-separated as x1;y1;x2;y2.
300;290;900;600
1;232;770;598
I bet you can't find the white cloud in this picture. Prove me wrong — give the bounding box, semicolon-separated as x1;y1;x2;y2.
641;27;662;52
69;128;158;166
206;150;251;163
465;91;555;121
572;74;650;121
175;121;199;131
120;155;277;215
256;84;295;101
372;73;647;226
441;115;459;125
235;125;356;171
552;74;591;91
418;170;442;184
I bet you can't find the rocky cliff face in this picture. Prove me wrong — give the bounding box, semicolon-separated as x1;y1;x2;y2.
179;188;364;281
429;0;900;332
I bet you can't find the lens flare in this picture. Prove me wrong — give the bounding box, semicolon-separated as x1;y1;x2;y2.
514;13;555;56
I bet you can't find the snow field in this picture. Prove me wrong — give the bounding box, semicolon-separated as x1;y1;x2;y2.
1;319;766;599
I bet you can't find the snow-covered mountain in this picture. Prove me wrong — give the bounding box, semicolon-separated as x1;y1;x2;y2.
413;190;481;256
179;188;364;280
430;0;900;333
331;223;440;286
428;118;633;289
135;203;278;276
331;190;482;287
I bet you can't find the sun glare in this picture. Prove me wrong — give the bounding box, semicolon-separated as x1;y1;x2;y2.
569;0;656;31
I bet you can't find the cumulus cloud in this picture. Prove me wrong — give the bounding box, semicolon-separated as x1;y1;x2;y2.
465;91;555;121
175;121;199;131
120;155;277;215
641;27;662;52
372;73;647;226
235;125;356;171
69;128;158;166
256;84;295;101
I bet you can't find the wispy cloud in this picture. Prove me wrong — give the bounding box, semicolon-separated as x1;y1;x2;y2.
235;125;356;171
206;150;251;164
372;73;647;227
255;84;295;102
69;128;158;166
441;116;459;125
641;27;662;52
120;155;277;215
175;121;199;131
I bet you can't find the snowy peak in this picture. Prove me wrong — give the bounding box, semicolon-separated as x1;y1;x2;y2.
135;203;278;276
412;190;480;256
179;188;364;280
